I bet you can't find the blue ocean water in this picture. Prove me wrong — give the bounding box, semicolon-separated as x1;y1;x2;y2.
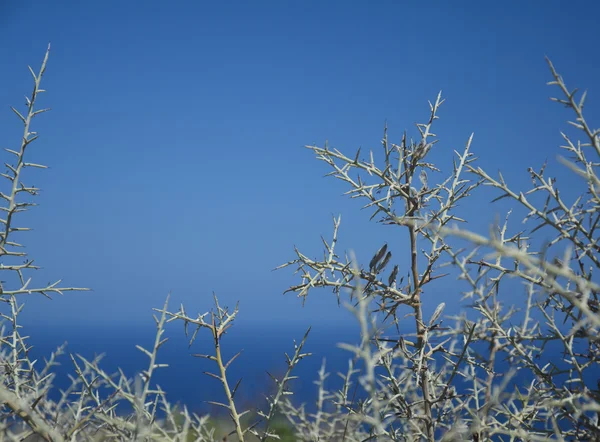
24;320;365;416
22;320;599;422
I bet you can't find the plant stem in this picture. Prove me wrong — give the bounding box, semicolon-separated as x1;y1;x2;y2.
213;318;245;442
409;222;434;441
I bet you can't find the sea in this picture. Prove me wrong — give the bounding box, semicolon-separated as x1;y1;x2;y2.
24;320;365;416
22;320;599;422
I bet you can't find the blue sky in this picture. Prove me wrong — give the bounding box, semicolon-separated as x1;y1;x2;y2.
1;1;599;332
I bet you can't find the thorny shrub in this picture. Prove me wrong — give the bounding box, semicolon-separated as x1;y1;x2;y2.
0;46;599;441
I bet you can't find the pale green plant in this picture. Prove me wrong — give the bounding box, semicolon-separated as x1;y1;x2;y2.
274;58;600;441
1;45;599;442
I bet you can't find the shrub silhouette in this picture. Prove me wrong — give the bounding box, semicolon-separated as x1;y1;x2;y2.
1;46;599;441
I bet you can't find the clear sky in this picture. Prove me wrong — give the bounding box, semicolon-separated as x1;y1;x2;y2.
0;1;599;331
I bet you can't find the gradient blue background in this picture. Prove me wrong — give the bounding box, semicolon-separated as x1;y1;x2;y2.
1;1;599;412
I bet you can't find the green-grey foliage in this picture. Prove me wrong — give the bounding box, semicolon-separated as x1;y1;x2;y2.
1;46;599;441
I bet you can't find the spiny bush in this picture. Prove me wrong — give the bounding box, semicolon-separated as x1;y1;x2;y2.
1;46;599;441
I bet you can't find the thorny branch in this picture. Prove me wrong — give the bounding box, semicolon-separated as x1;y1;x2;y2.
277;59;600;441
2;48;600;442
